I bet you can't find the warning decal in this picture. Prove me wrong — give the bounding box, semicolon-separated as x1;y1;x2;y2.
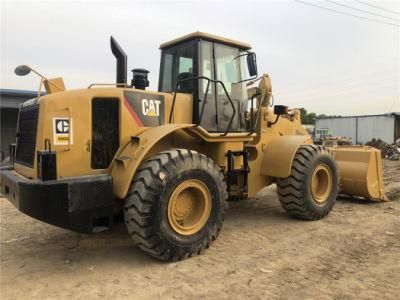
53;118;73;145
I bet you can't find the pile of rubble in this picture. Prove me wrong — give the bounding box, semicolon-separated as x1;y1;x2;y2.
365;138;400;160
322;136;352;147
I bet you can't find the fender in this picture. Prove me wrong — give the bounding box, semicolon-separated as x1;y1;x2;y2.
261;135;312;178
111;124;194;199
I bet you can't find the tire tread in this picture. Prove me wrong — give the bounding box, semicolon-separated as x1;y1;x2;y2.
277;145;338;220
124;149;228;261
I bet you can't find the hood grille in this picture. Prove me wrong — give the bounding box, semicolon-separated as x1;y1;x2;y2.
15;104;39;167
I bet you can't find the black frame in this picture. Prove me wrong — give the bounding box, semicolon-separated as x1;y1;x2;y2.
169;76;236;136
15;104;39;168
158;39;199;94
248;90;263;135
159;39;201;126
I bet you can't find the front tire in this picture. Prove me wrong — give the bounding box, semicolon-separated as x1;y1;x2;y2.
277;145;338;220
124;149;228;261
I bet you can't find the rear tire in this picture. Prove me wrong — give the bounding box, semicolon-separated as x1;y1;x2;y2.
124;149;228;261
277;145;338;220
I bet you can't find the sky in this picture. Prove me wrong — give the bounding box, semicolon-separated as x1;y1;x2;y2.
1;0;399;115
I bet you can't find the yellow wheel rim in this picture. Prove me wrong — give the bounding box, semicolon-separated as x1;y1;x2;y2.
310;164;333;203
167;179;212;236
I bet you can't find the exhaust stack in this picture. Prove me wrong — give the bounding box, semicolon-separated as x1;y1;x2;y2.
110;36;127;86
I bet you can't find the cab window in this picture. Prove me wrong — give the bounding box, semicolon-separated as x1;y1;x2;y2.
159;42;194;92
199;41;214;97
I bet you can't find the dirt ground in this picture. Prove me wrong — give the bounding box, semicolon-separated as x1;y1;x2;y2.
1;160;399;300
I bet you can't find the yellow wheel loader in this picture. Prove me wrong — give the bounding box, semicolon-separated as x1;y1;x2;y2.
0;32;387;261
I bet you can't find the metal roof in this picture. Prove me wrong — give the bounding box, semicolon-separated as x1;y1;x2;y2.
160;31;252;50
0;88;45;109
316;112;400;119
0;88;45;97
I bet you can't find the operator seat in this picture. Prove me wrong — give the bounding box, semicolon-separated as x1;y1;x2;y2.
177;72;194;93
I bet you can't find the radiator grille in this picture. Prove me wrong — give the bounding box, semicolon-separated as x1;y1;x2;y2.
15;104;39;167
91;98;119;169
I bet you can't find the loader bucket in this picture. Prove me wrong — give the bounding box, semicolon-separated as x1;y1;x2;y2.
329;146;388;201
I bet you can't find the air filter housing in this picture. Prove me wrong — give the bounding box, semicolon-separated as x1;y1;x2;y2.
131;68;149;90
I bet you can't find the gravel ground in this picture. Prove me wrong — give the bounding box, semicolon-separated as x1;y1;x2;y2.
1;159;399;299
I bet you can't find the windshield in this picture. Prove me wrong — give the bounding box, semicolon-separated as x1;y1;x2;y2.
160;40;247;101
214;44;246;100
199;42;247;102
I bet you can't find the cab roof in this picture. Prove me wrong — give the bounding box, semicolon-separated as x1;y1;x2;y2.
159;31;252;51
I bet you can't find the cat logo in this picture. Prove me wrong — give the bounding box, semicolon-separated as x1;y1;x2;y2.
53;118;73;145
124;91;164;126
56;120;69;133
142;99;161;117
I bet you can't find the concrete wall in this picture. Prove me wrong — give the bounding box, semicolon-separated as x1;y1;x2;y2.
316;115;397;144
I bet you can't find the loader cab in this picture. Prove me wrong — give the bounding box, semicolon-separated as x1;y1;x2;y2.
158;32;255;133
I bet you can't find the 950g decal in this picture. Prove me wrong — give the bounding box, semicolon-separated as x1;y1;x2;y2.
53;118;73;145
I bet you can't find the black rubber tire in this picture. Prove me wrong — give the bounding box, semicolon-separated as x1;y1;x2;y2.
228;194;248;202
277;145;338;220
124;149;228;261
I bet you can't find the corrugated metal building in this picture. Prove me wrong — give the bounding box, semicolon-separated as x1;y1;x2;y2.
315;113;400;144
0;89;44;158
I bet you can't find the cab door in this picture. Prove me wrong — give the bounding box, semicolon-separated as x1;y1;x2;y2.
198;41;218;131
214;43;247;133
198;41;247;133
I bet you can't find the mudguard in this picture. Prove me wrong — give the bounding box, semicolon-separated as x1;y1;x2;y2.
261;135;312;178
111;124;193;199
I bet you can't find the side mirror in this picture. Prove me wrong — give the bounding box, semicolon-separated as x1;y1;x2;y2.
268;105;289;127
14;65;32;76
247;52;258;77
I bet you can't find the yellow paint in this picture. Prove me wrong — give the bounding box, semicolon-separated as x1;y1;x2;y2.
329;146;387;201
12;33;386;202
160;31;251;50
43;77;65;94
56;136;70;143
311;164;333;203
146;109;157;117
167;179;212;235
261;135;312;178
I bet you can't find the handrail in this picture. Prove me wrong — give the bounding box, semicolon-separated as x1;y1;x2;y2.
168;76;236;136
88;83;128;89
196;79;211;128
247;91;262;135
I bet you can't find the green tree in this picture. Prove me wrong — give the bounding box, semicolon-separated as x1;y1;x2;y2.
299;107;308;124
305;112;317;125
299;108;317;125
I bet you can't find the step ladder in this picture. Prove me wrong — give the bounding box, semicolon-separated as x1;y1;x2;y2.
226;150;250;197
